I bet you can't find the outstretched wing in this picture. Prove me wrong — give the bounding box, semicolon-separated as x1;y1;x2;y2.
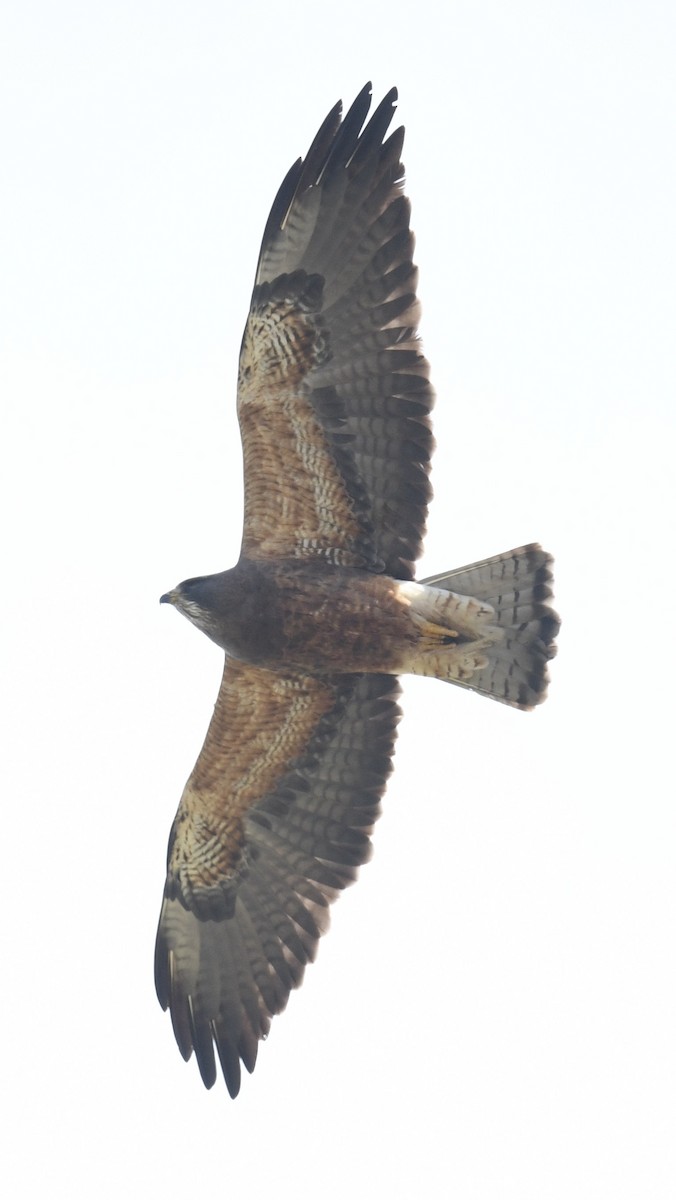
155;659;401;1095
237;84;434;582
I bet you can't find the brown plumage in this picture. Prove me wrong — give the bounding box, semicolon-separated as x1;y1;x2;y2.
157;84;559;1096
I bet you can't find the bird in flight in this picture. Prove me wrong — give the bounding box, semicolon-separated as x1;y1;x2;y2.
157;84;559;1096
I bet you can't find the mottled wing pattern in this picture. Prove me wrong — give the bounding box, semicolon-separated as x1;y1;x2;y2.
155;659;401;1095
237;84;434;581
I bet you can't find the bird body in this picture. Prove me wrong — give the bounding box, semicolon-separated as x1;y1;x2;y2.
164;548;555;697
163;559;415;670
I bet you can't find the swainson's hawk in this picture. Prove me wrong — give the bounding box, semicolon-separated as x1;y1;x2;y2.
157;85;559;1096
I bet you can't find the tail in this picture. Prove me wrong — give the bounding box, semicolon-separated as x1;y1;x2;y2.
416;544;559;710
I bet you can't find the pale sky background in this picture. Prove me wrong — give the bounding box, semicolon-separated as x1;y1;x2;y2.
2;2;675;1197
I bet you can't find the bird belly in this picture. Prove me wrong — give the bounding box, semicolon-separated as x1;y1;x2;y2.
259;565;416;676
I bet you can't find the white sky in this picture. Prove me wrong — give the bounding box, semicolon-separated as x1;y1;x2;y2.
2;2;675;1197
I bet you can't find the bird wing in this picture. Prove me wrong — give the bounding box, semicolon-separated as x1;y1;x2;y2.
237;84;434;582
155;657;401;1095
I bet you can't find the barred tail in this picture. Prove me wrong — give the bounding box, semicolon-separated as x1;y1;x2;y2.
418;544;559;710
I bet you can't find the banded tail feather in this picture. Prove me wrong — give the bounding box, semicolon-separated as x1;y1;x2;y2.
416;544;559;709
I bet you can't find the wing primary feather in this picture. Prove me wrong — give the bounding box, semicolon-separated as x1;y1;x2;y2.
164;931;195;1062
293;98;345;190
187;993;218;1088
225;911;272;1043
316;81;374;182
206;934;246;1097
211;1021;242;1099
257;158;303;256
259;92;343;245
346;86;399;171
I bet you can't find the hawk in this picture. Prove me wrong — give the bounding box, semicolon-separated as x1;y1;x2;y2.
157;84;559;1096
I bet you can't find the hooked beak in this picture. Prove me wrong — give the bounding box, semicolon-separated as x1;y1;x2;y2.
160;591;176;605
